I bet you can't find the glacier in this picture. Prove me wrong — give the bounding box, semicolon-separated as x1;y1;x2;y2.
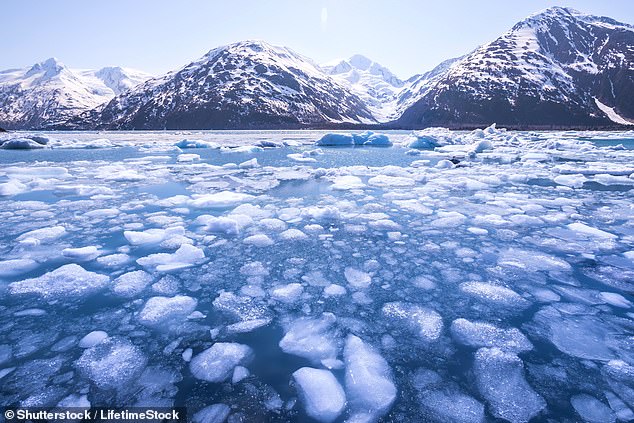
0;126;633;421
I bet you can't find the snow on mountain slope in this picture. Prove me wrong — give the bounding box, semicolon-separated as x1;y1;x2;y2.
0;59;151;129
69;41;376;130
80;67;153;96
396;6;634;128
321;55;404;120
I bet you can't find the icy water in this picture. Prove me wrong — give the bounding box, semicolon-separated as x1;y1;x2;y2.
0;128;633;422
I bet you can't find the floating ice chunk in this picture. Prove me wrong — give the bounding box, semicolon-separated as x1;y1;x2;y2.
243;234;274;247
435;159;455;169
17;225;66;245
471;139;493;154
344;335;397;422
324;284;347;297
192;404;231;423
271;283;304;303
0;259;38;277
316;133;354;146
600;292;632;308
554;174;587;188
382;302;443;341
113;270;153;298
232;365;250;383
85;208;120;218
9;264;109;299
279;313;339;364
303;206;341;221
239;158;259;169
189;191;255;208
62;246;101;261
76;337;147;390
498;249;571;272
138;295;198;327
226;318;271;334
412;275;436;290
78;331;108;348
450;318;532;352
124;227;185;246
288;153;317;163
460;282;529;308
189;343;254;383
604;390;634;422
137;244;205;272
331;175;365;190
96;253;131;267
177;153;200;162
195;216;240;235
0;180;27;196
1;138;46;149
430;212;466;228
175;139;220;149
344;267;371;289
568;222;617;239
570;394;615;423
418;389;486;423
532;307;616;361
224;145;263;153
280;228;308;241
368;174;415;187
293;367;346;423
361;132;392;146
368;219;401;231
240;261;269;276
474;348;546;423
57;394;90;408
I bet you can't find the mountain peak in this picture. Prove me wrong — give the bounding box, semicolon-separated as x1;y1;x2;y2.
26;57;65;78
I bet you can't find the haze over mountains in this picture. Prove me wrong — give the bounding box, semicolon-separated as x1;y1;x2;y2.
1;6;633;130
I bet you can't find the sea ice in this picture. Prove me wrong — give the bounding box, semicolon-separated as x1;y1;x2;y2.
138;295;198;327
9;264;109;299
137;244;205;271
175;139;220;149
243;234;274;247
292;367;346;423
189;343;254;383
474;347;546;423
78;331;108;348
189;191;255;208
279;313;339;364
570;394;616;423
113;270;154;298
0;259;38;277
270;283;304;303
344;267;372;289
460;281;529;308
17;226;66;245
192;404;231;423
75;338;147;390
382;302;443;341
62;246;101;261
450;318;532;352
344;335;397;422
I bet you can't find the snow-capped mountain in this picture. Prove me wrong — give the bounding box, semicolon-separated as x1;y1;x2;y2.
395;7;634;128
68;41;376;130
79;67;153;96
321;55;404;120
0;58;151;129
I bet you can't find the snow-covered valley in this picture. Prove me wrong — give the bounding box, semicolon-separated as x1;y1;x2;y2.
0;127;633;422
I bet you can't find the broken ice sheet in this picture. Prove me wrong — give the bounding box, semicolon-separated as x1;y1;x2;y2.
1;128;634;421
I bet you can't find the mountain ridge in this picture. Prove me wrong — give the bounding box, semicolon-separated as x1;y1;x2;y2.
2;6;634;130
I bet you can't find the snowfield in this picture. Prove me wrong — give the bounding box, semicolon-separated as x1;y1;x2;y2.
0;126;633;422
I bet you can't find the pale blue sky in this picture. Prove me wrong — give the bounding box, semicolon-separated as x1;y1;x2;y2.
2;0;633;79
